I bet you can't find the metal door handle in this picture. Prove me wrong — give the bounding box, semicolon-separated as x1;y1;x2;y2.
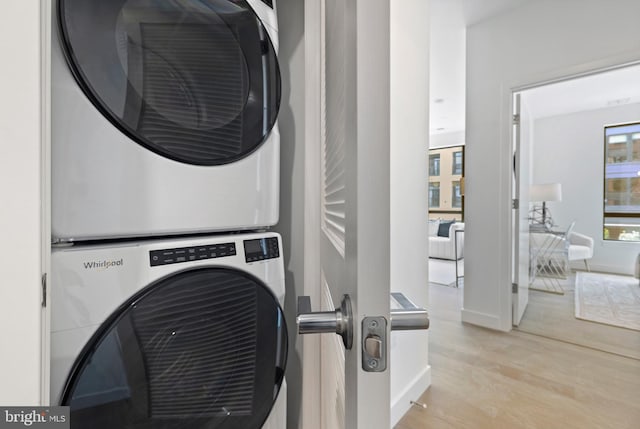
297;294;353;349
390;292;429;331
296;292;428;372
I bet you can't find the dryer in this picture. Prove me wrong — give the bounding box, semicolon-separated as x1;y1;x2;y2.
50;232;287;429
52;0;281;242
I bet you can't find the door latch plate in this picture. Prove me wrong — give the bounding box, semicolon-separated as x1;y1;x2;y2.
361;316;387;372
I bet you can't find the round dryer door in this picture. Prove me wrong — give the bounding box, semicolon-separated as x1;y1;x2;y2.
60;268;287;429
58;0;281;165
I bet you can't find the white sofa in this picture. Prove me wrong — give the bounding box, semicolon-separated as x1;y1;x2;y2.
428;221;464;260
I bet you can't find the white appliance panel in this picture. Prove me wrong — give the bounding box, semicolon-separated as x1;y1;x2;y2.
51;232;286;428
52;0;281;241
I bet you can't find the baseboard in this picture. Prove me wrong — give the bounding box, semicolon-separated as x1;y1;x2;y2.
461;308;505;331
390;365;431;427
575;263;634;277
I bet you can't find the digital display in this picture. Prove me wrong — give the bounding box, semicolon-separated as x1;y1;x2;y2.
245;239;265;255
244;238;279;262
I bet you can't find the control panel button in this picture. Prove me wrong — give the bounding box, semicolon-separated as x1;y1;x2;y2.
150;242;237;267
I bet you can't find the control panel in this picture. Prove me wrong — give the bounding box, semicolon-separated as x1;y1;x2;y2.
244;237;279;263
150;242;236;266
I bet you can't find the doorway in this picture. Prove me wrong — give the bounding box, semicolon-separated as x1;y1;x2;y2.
511;63;640;359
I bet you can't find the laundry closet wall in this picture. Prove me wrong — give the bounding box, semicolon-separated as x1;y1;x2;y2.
0;0;48;405
272;0;306;427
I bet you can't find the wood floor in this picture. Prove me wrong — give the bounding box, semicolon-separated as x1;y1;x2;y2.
394;283;640;429
517;271;640;360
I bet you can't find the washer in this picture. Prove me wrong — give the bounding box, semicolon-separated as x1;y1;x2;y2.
52;0;281;242
50;232;287;429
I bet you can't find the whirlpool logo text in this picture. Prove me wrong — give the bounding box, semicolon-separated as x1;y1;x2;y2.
83;258;124;271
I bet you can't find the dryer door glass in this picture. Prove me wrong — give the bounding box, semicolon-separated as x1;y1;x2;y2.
60;268;287;429
58;0;280;166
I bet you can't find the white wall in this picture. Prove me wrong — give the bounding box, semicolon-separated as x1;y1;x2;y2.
531;103;640;275
273;0;307;427
0;0;45;404
390;0;430;425
429;0;465;140
464;0;640;331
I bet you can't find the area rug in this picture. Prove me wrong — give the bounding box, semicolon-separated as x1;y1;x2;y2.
429;258;463;288
575;272;640;331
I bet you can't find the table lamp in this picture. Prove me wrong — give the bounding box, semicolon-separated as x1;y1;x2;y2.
530;183;562;227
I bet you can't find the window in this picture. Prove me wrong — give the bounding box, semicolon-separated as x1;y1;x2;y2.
452;151;463;175
452;181;462;208
604;122;640;241
427;145;464;221
429;182;440;208
429;154;440;176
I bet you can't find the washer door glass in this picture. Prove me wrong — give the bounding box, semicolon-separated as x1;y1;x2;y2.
58;0;281;165
60;268;287;429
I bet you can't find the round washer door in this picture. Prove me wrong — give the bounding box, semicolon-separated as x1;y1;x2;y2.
60;268;287;429
58;0;281;165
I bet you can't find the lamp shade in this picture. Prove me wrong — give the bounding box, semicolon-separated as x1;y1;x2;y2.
530;183;562;202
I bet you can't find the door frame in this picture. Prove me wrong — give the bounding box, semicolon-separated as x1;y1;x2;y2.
41;0;53;405
300;0;323;428
510;92;530;326
505;59;640;328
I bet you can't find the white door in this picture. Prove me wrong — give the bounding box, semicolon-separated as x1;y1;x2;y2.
512;93;531;325
298;0;427;428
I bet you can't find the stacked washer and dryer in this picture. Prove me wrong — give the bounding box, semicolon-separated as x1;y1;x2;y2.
49;1;287;428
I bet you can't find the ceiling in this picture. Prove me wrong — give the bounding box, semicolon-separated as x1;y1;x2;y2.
429;0;640;137
521;65;640;119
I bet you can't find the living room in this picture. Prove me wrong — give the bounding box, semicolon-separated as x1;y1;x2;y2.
427;0;640;358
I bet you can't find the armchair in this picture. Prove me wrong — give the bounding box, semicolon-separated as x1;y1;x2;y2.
567;231;594;271
529;224;594;276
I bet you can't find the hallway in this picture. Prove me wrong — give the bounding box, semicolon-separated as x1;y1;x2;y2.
394;283;640;429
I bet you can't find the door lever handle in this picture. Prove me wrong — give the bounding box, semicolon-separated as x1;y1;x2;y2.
297;294;353;349
296;292;428;372
390;292;429;331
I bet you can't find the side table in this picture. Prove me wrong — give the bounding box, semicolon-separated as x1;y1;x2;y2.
529;223;573;294
454;228;464;288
